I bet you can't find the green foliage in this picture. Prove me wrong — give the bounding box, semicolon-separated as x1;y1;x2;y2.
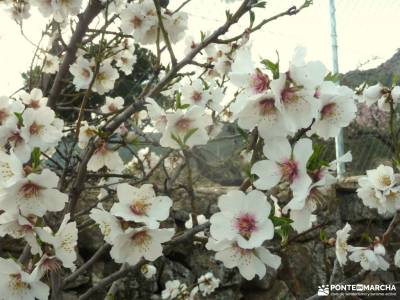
307;144;329;171
261;54;280;79
31;147;41;170
324;72;341;83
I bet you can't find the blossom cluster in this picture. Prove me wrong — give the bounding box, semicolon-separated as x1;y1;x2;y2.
357;164;400;215
90;183;175;265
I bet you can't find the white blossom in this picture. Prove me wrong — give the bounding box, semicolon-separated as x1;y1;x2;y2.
36;213;78;271
92;61;119;95
0;169;68;217
19;88;48;109
210;190;274;249
87;143;124;172
89;204;123;245
349;244;389;271
100;96;124;114
251;137;312;195
110;227;174;265
70;56;94;90
111;183;172;229
198;272;220;296
206;239;281;280
42;54;59;74
335;223;352;266
0;257;49;300
160;106;212;149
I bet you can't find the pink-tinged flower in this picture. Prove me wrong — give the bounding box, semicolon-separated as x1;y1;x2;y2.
36;213;78;271
0;257;49;300
100;96;124;114
109;227;174;265
309;81;357;139
160;106;212;149
206;239;281;280
229;47;269;95
210;190;274;249
19;88;48;109
0;96;24;125
92;61;119;95
111;183;172;229
0;116;31;162
21;107;63;150
251;137;312;194
237;91;287;139
87;143;124;172
145;97;168;133
70;56;94;90
90;203;123;245
0;212;42;255
0;169;68;217
270;73;319;133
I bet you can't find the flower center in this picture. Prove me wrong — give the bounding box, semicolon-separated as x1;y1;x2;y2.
9;274;29;292
131;16;142;28
8;131;23;146
281;160;299;183
131;230;151;245
130;199;149;216
175;118;192;132
191;91;202;103
81;68;91;79
108;103;118;112
250;69;269;94
321;102;336;119
20;181;41;198
281;87;298;105
29;121;43;136
96;72;107;82
235;213;257;239
379;175;392;187
258;98;276;116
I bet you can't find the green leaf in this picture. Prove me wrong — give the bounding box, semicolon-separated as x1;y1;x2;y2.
271;215;293;227
31;147;41;169
324;72;341;83
392;74;399;87
171;133;184;148
183;128;198;144
253;1;267;8
14;112;24;126
319;229;327;241
261;57;280;79
275;225;290;245
249;10;255;27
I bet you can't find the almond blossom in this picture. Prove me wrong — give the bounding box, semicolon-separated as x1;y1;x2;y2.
198;272;220;296
206;239;281;280
70;56;94;90
349;244;389;271
92;61;119;95
362;82;383;106
0;169;68;217
87;142;124;172
210;190;274;249
89;204;123;244
110;227;174;265
0;96;24;125
100;96;124;114
251;137;312;194
309;81;357;139
160;106;212;149
237;91;287;139
0;116;31;162
33;0;82;23
335;223;352;266
145;97;167;132
42;54;59;74
19;88;47;109
21;107;63;150
114;50;137;75
111;183;172;229
77;121;97;149
0;212;42;255
0;151;23;188
36;214;78;271
0;257;49;300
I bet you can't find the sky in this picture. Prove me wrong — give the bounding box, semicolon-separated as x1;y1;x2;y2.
0;0;399;96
